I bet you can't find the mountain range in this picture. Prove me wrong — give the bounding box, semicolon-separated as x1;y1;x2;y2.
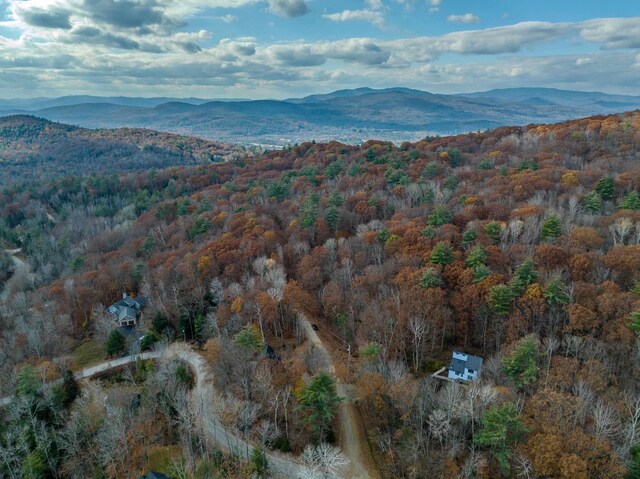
1;87;640;146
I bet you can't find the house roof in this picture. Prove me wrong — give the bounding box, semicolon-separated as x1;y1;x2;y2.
118;307;137;321
449;352;483;374
133;295;148;307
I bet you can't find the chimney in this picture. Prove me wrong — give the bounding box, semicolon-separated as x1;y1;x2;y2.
122;292;128;299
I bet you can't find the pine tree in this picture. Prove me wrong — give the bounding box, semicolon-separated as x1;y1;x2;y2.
462;228;477;244
543;277;570;306
595;176;615;200
484;221;502;245
502;335;539;390
106;330;126;357
584;191;602;214
419;267;442;288
509;258;537;296
466;245;488;269
488;284;513;315
621;191;640;210
474;402;528;476
473;265;491;283
541;215;562;241
297;373;343;442
428;206;452;227
430;242;453;265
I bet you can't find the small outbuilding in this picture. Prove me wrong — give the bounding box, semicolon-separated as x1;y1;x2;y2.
448;351;482;382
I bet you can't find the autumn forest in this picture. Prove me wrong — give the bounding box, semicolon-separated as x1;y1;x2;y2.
2;110;640;479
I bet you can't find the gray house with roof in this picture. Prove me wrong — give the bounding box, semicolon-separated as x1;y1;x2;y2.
108;293;148;327
448;351;482;381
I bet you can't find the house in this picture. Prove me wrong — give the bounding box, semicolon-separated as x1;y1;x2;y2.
108;292;148;327
448;351;483;381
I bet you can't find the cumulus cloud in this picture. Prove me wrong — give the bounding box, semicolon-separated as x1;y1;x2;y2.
323;9;385;28
448;13;480;24
1;12;640;98
267;0;309;17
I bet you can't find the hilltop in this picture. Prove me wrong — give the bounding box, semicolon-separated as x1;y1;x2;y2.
0;115;246;184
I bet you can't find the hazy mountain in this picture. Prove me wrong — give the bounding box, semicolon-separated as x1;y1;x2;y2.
0;95;246;114
2;87;639;146
464;87;640;110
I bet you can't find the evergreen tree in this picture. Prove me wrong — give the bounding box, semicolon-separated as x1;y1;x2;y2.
325;206;340;231
509;258;537;296
621;191;640;210
474;403;528;476
106;330;126;357
297;372;342;442
595;176;616;200
60;370;80;408
430;242;453;265
234;324;263;352
466;245;488;269
488;285;513;315
419;267;442;288
541;215;562;241
484;222;502;245
251;447;269;478
428;206;452;227
543;277;570;306
16;365;39;398
584;191;603;213
502;335;539;389
462;228;477;244
473;264;491;283
299;193;320;229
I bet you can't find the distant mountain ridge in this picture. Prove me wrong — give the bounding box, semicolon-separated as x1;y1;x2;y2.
1;87;639;146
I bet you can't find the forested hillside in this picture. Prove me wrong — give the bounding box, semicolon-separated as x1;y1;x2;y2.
2;111;640;478
0;115;247;185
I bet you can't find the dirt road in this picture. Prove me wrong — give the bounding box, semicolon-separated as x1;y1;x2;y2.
0;344;341;479
299;314;381;479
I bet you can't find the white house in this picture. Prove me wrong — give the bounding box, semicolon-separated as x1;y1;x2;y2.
448;351;483;381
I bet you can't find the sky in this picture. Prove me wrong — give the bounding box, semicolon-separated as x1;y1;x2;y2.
0;0;639;99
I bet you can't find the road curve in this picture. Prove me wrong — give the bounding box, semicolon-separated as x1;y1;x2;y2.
0;344;341;479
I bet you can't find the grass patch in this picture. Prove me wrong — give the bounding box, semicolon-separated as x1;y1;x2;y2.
144;445;183;475
70;340;106;370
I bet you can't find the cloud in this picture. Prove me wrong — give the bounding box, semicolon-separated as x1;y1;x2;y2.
323;9;385;28
1;13;640;98
365;0;384;9
82;0;182;30
575;57;593;66
19;9;73;29
267;0;309;17
448;13;480;24
218;14;238;23
579;17;640;49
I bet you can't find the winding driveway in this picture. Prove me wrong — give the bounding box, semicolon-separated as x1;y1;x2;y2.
0;344;341;479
